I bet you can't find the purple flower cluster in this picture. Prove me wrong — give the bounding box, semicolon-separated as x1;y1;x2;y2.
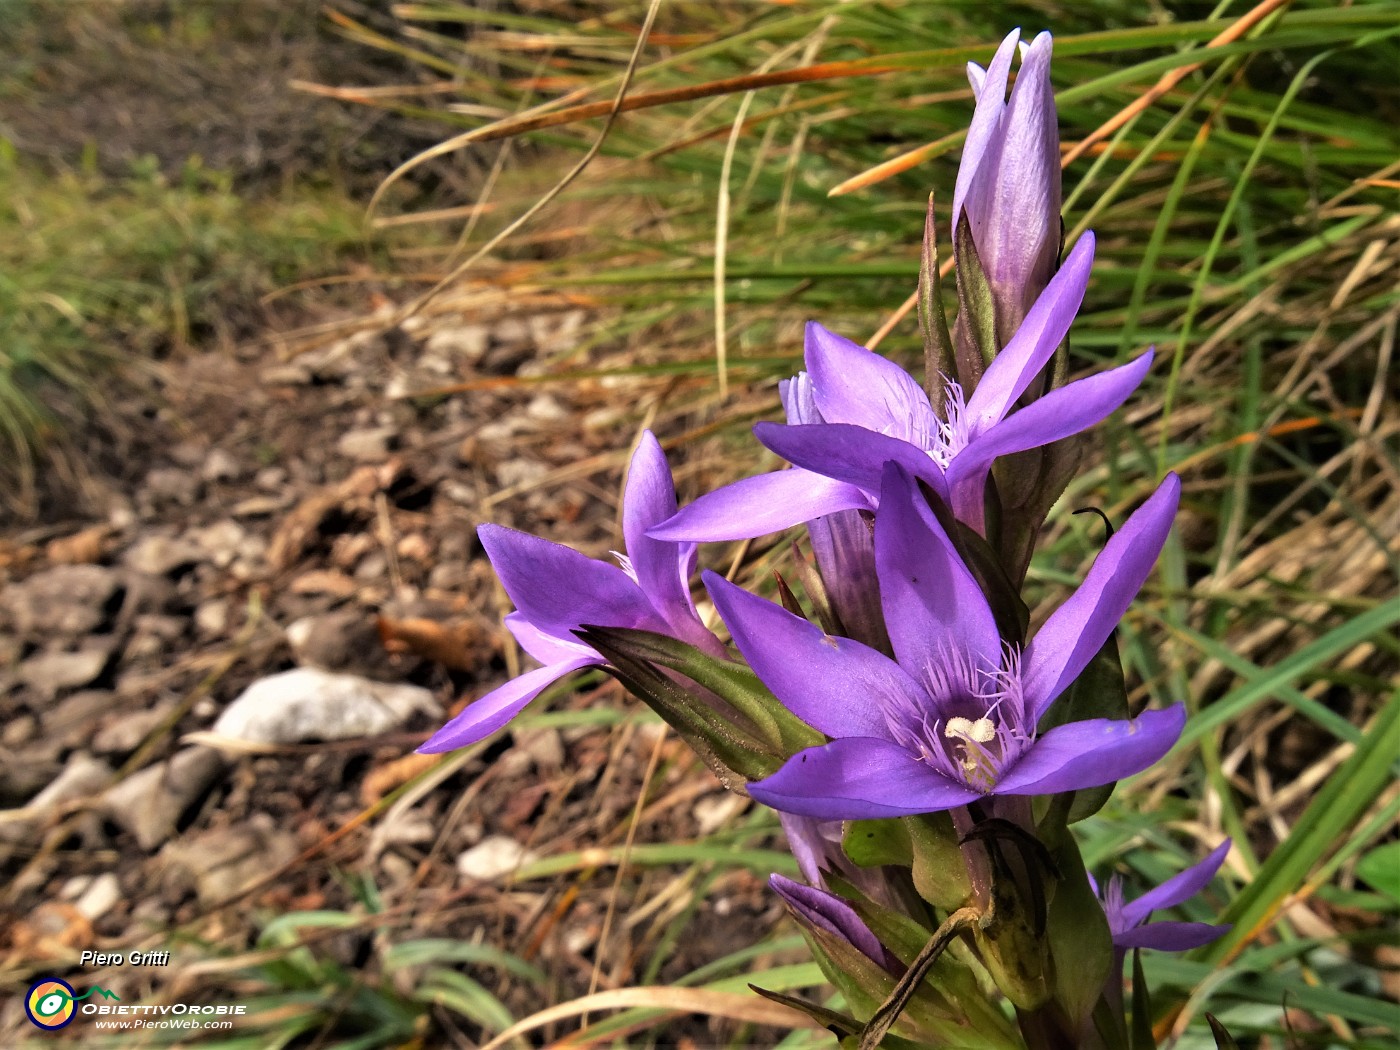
419;26;1231;1048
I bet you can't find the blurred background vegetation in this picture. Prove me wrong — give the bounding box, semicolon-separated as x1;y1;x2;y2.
2;0;1396;1046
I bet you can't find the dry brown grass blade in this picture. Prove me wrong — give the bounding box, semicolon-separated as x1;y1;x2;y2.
1061;0;1292;166
476;987;821;1050
368;57;910;214
829;128;965;197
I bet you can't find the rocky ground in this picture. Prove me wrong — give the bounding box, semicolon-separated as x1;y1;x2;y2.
0;295;791;1045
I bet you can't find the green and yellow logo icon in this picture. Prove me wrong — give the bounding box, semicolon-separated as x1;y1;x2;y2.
25;978;119;1030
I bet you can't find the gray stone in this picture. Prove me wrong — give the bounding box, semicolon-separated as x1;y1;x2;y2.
212;668;439;745
160;816;298;905
145;467;201;506
45;691;119;748
27;753;113;811
123;535;206;577
18;649;109;698
0;564;120;636
92;706;173;756
74;872;122;922
101;747;225;851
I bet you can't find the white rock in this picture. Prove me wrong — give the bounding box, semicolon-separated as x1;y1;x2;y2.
213;668;439;745
74;872;122;922
337;426;398;463
456;835;538;882
425;324;490;359
694;792;748;836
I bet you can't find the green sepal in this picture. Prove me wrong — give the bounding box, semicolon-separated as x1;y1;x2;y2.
971;874;1051;1011
580;625;824;757
918;193;955;418
798;920;952;1043
908;813;973;912
577;627;784;786
845;892;1022;1048
1043;836;1112;1030
1206;1014;1241;1050
953;211;999;372
1035;632;1130;829
1129;949;1155;1050
842;819;912;869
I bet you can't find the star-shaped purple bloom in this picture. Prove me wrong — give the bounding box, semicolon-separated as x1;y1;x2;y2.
420;431;723;753
703;465;1185;819
1098;841;1232;953
651;232;1154;541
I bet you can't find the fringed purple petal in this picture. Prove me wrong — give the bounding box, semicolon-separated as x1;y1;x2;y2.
755;422;949;504
623;432;712;648
946;350;1154;525
804;322;935;440
1020;472;1179;719
418;656;599;752
874;463;1001;677
479;524;650;642
995;705;1186;795
703;570;908;741
1114;920;1231;952
648;468;871;543
962;233;1095;432
749;737;981;819
1122;840;1232;928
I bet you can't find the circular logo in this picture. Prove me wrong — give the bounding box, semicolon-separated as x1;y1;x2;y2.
26;978;77;1030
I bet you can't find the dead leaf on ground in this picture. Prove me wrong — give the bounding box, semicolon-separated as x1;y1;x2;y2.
267;461;404;573
377;614;489;671
46;525;110;565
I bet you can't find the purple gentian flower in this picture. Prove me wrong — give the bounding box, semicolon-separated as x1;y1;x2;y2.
770;874;904;977
704;465;1185;818
652;233;1154;538
420;431;724;752
956;29;1061;335
1099;841;1232;952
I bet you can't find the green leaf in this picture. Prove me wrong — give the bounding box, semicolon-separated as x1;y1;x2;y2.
1356;841;1400;903
579;626;783;785
1200;690;1400;964
1044;837;1113;1029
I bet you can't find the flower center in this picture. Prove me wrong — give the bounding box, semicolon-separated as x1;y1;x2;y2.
917;378;974;469
880;644;1033;794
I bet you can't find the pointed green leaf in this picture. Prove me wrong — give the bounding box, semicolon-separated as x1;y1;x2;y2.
1130;949;1155;1050
953;210;999;371
1207;1014;1242;1050
919;193;955;417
